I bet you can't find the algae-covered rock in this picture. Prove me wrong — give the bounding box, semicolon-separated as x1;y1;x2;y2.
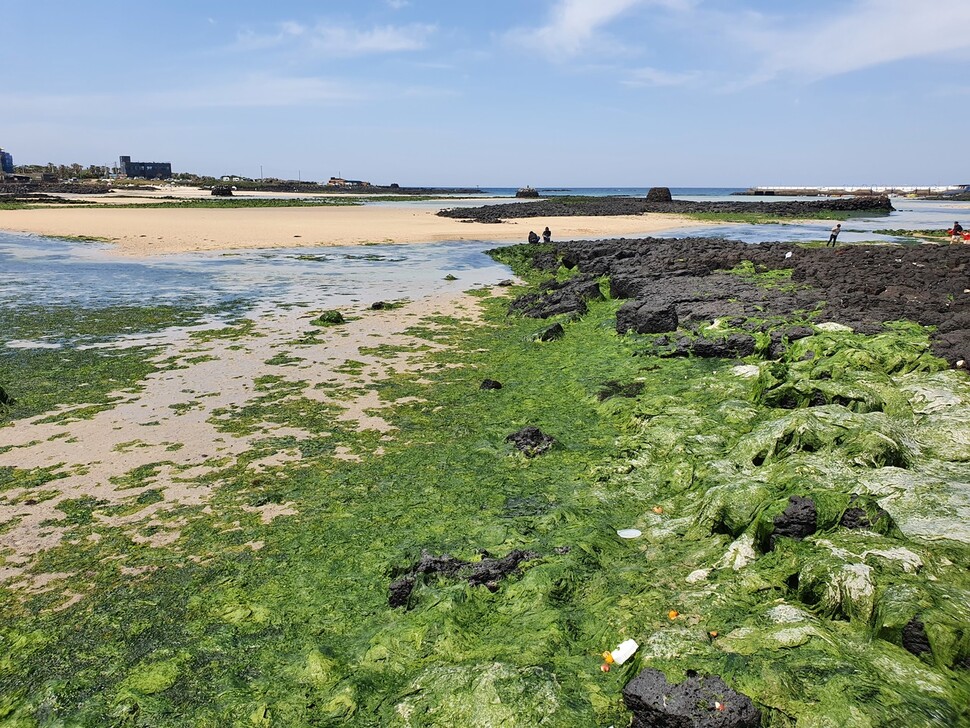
0;384;14;409
732;407;916;469
875;584;970;669
840;494;895;533
311;310;345;326
388;549;540;608
534;322;565;341
395;663;565;725
505;426;556;457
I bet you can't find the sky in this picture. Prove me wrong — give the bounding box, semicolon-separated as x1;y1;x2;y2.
2;0;969;187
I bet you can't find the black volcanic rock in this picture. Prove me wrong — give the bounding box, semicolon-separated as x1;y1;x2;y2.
506;426;556;456
770;496;818;548
623;668;761;728
490;236;970;367
441;195;894;223
617;302;679;334
902;617;932;656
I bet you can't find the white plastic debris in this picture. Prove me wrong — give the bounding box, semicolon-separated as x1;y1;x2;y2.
610;639;639;665
784;251;793;259
617;529;642;539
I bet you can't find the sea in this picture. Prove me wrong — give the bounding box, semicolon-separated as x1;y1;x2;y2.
1;189;968;326
475;187;743;199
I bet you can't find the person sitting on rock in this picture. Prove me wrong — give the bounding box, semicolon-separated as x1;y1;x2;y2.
542;226;552;243
951;221;964;244
528;230;540;244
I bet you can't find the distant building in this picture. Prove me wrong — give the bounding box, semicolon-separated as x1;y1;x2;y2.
327;176;370;188
221;175;253;182
119;155;172;180
0;148;13;174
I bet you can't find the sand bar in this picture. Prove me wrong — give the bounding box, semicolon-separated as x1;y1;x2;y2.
0;194;706;256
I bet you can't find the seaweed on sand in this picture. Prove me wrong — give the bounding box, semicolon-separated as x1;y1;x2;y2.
1;260;969;726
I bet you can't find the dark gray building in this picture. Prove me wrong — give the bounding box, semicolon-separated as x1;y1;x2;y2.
119;155;172;179
0;148;13;174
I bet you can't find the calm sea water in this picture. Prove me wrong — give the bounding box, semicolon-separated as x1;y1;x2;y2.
476;187;744;198
1;196;967;325
0;235;512;311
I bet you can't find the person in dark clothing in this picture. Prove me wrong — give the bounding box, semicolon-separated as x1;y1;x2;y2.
951;221;964;244
542;226;552;243
528;230;540;244
827;223;841;247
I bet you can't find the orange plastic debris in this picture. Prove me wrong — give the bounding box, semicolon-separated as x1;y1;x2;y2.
668;610;679;620
652;506;664;514
600;663;610;672
602;651;614;664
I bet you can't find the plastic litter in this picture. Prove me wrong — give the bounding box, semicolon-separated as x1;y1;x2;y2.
616;529;642;539
609;639;639;665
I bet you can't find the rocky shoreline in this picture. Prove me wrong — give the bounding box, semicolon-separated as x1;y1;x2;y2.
439;195;894;223
500;236;970;367
490;236;970;725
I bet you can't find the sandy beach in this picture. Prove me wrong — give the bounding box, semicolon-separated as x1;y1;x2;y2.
0;189;704;255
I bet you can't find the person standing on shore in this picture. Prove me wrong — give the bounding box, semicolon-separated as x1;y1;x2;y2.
542;226;552;243
951;221;964;244
827;223;841;247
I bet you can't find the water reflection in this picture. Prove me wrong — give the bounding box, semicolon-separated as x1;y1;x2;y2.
0;234;513;310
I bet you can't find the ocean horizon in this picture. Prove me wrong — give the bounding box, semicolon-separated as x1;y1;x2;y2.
477;187;744;197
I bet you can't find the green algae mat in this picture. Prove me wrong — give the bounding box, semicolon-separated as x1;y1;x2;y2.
1;260;969;726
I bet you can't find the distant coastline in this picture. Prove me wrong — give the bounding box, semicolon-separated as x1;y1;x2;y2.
736;184;970;198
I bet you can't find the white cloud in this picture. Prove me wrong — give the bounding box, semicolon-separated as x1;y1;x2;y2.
234;20;434;56
738;0;970;83
508;0;693;55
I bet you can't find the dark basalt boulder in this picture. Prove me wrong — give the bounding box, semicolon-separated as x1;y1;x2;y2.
617;302;678;335
902;617;932;656
535;323;565;342
623;668;761;728
515;187;539;198
510;276;603;319
646;186;673;202
688;333;756;359
770;495;817;548
388;575;415;608
480;379;503;390
0;385;14;408
505;426;556;456
210;185;234;196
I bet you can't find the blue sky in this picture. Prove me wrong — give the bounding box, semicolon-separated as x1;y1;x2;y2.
3;0;969;186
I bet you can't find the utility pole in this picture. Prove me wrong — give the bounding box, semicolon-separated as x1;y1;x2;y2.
260;164;263;181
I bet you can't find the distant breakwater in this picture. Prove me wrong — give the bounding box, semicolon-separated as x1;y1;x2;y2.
438;195;894;223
